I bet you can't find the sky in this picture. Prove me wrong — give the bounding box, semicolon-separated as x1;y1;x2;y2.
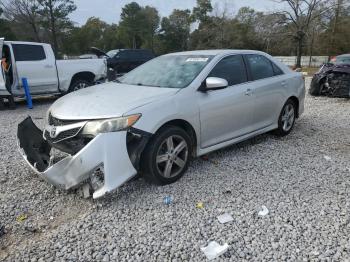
70;0;278;25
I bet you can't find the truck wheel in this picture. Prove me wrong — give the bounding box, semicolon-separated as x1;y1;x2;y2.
141;126;192;185
68;79;91;93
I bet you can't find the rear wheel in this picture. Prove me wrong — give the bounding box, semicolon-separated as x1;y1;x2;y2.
68;79;91;93
275;99;296;136
141;126;192;185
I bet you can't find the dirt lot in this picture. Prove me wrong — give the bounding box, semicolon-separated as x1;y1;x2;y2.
1;79;350;261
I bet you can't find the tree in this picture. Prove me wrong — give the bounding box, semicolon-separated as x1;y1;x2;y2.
326;0;350;56
61;18;123;56
160;9;192;53
1;0;41;41
273;0;332;67
0;7;17;40
140;6;160;51
37;0;76;56
192;0;213;23
119;2;143;49
254;13;287;54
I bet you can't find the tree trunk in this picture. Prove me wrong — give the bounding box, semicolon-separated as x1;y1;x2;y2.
49;0;58;57
328;0;342;60
296;38;303;68
308;28;315;67
30;21;41;42
133;35;136;49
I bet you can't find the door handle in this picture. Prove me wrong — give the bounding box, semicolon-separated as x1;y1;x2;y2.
281;81;287;87
245;88;253;96
44;64;54;68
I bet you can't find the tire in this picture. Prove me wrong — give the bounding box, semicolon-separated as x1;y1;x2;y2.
68;79;92;93
275;99;297;136
141;126;192;185
309;76;323;96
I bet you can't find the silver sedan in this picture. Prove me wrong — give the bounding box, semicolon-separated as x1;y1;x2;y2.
18;50;305;198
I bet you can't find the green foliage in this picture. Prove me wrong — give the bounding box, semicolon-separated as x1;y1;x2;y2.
192;0;212;23
2;0;350;58
118;2;160;50
159;9;192;53
37;0;77;56
0;8;17;40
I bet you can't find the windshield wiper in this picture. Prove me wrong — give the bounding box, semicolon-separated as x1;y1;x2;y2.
137;83;162;88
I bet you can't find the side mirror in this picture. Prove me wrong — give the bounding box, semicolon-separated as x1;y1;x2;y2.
199;77;228;92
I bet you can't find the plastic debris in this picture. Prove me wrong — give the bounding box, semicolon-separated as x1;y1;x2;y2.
49;216;54;220
82;184;91;199
16;214;28;222
258;205;269;216
163;196;172;205
201;241;229;260
217;213;234;224
324;155;331;161
196;202;204;209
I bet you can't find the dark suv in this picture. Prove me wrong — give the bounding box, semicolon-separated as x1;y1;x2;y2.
106;49;155;74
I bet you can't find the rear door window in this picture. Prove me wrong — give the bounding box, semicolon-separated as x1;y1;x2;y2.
208;55;248;86
246;54;274;81
12;44;46;61
272;62;284;76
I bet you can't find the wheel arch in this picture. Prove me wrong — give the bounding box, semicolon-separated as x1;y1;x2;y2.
288;96;300;118
70;71;95;86
154;119;198;157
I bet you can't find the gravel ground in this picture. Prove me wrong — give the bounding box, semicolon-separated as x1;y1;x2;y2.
1;79;350;261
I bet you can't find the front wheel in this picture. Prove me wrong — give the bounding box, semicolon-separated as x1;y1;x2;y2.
141;126;192;185
275;99;297;136
68;79;91;93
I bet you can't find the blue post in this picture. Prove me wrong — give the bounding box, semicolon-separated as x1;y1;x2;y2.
22;78;33;109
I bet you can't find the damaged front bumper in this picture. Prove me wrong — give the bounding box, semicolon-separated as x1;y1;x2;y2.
17;117;143;199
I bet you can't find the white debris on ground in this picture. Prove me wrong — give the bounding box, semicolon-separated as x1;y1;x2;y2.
217;213;234;224
324;155;332;161
201;241;229;260
1;78;350;260
258;205;269;217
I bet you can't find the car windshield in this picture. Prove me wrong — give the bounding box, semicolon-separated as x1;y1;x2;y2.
118;55;214;89
107;50;119;57
336;56;350;65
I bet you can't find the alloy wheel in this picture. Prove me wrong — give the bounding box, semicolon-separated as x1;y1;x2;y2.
74;82;88;91
156;135;188;178
281;103;295;132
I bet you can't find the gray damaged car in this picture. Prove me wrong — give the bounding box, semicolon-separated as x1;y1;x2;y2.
17;50;305;198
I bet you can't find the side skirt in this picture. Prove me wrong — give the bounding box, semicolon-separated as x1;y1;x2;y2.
197;124;278;156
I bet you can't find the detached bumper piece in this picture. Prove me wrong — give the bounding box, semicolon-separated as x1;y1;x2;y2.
17;117;137;199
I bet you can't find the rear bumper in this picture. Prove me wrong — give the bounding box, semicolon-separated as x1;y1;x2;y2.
17;117;137;199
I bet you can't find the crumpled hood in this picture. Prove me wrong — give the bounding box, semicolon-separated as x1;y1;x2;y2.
50;82;178;120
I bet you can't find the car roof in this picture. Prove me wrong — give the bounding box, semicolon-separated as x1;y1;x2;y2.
4;40;51;46
119;49;153;52
165;49;267;56
337;54;350;58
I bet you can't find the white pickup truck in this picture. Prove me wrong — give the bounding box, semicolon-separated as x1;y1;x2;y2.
0;38;107;98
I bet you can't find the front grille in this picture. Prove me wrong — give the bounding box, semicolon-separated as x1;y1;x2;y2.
44;127;81;143
48;113;80;126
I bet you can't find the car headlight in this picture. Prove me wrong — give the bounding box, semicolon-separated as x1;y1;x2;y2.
82;114;141;135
